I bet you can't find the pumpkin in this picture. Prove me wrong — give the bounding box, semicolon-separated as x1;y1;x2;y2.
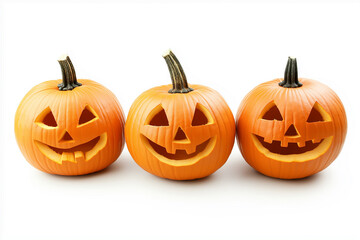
125;50;235;180
236;57;347;179
14;55;125;175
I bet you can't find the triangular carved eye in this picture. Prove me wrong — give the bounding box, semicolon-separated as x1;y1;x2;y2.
149;106;169;126
307;107;324;122
261;103;283;121
307;102;330;123
79;105;98;125
192;108;208;126
43;111;57;127
191;103;213;126
35;107;58;128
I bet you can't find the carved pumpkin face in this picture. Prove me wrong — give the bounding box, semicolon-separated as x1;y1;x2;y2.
141;101;217;166
236;58;347;179
15;56;125;175
126;85;235;180
125;50;235;180
34;104;108;164
252;99;334;162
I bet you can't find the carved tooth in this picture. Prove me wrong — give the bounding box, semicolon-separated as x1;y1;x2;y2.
281;141;288;147
63;152;76;163
263;137;273;144
60;152;75;163
166;147;176;155
312;139;321;143
297;141;306;147
185;146;197;155
74;151;84;162
60;152;68;163
69;152;76;163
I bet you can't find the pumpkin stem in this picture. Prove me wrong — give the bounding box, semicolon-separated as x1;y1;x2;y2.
163;50;194;93
279;57;303;88
57;54;82;91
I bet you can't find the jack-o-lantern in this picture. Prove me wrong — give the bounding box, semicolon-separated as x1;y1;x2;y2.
236;57;347;179
15;55;125;175
125;50;235;180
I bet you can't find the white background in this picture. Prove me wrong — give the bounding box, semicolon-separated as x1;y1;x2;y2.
1;0;359;239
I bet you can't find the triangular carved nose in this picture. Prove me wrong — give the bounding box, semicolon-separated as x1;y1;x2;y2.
285;124;299;137
174;127;188;141
60;131;73;142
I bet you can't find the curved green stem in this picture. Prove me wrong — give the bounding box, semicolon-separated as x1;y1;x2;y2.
163;50;193;93
279;57;302;88
57;55;82;91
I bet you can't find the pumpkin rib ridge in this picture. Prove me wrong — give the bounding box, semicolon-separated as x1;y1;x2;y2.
209;90;234;169
33;89;59;173
303;84;325;175
190;91;216;177
302;82;339;174
136;94;163;176
193;88;234;174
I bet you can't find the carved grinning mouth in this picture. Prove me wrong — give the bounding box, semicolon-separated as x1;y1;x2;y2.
252;134;333;162
142;135;217;166
147;138;211;160
255;135;323;154
35;133;107;164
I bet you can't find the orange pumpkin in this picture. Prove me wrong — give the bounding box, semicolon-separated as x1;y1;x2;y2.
236;57;347;179
125;50;235;180
15;55;125;175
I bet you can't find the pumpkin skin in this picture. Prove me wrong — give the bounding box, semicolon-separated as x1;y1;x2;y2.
15;56;125;175
125;51;235;180
236;57;347;179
